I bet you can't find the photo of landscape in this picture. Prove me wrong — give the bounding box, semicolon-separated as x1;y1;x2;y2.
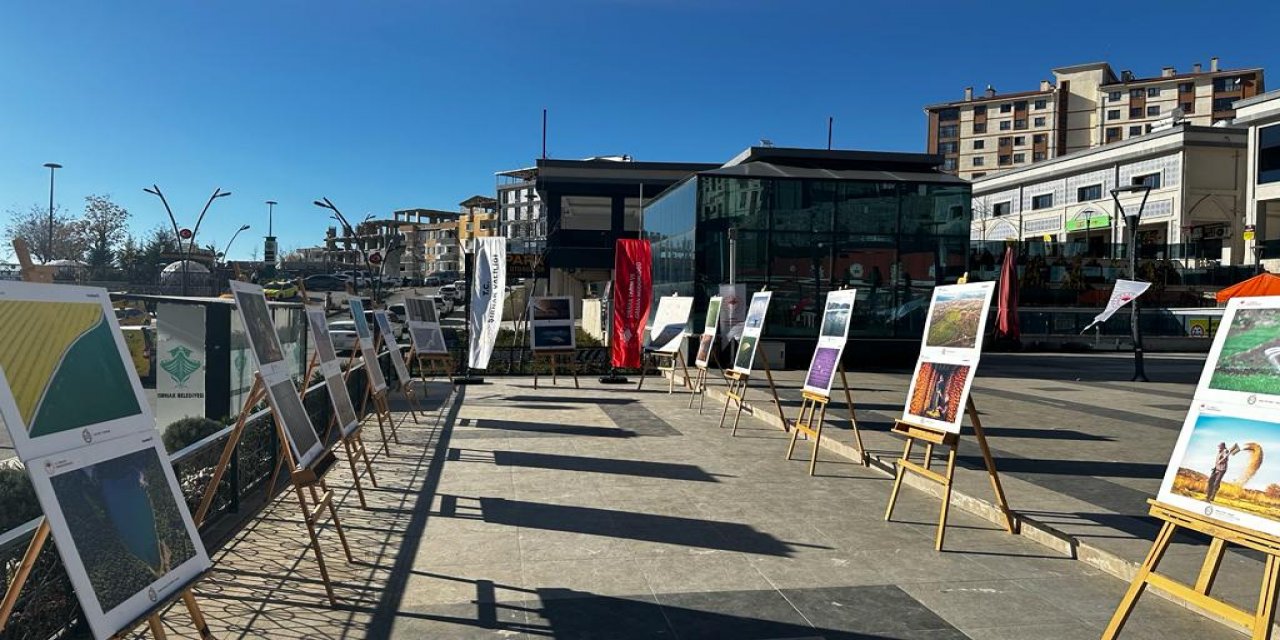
704;298;722;334
531;297;573;322
306;310;338;363
533;325;574;350
49;443;199;614
412;327;448;354
925;287;989;349
820;298;852;339
1208;307;1280;395
325;372;359;435
233;287;285;365
906;361;971;426
266;378;322;468
407;298;437;324
696;334;714;365
735;336;759;372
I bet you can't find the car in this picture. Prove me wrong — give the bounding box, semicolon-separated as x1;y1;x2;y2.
452;280;467;302
338;270;366;287
432;294;453;316
424;275;443;287
263;280;299;301
304;274;347;292
327;320;359;354
439;284;457;302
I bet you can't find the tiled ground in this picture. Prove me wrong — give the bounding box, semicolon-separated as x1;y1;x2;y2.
159;376;1236;639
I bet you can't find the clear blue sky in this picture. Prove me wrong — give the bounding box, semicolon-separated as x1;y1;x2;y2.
3;0;1279;259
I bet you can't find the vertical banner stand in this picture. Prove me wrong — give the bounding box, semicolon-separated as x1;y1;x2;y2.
354;344;401;456
194;374;355;606
532;350;581;389
304;352;380;510
636;341;692;394
1103;500;1280;640
718;346;788;436
784;364;866;475
0;256;212;639
686;348;727;414
883;396;1014;551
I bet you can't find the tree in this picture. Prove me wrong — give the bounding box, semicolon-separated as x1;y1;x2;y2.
118;225;178;283
81;195;130;278
2;203;86;263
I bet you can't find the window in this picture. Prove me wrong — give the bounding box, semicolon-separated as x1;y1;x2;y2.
972;122;987;134
939;141;959;153
1077;185;1102;201
1147;87;1161;97
1129;107;1143;118
1132;172;1162;189
1034;99;1047;110
973;140;985;150
1013;136;1025;146
1000;103;1012;113
1105;126;1122;142
938;124;959;138
1147;105;1161;117
1130;88;1145;98
938;107;960;121
1179;82;1194;93
972;172;987;179
999;121;1011;131
1213;97;1235;112
1014;100;1027;111
1109;91;1123;102
972;157;985;167
998;136;1012;147
1033;133;1047;144
1033;117;1046;127
1107;109;1121;120
1129;126;1142;136
1014;119;1027;130
993;202;1011;217
998;155;1011;166
942;157;957;171
1012;153;1025;163
1031;194;1054;209
1260;124;1280;184
1180;101;1195;114
1214;77;1243;92
974;105;987;116
1033;151;1047;162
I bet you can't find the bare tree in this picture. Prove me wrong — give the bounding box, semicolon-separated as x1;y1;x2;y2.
2;203;86;263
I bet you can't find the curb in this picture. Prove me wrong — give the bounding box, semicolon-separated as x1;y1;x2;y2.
671;371;1266;637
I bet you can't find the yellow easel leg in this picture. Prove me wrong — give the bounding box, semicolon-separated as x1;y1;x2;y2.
1102;520;1176;640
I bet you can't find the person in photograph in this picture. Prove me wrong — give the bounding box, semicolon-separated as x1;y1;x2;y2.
1206;441;1240;502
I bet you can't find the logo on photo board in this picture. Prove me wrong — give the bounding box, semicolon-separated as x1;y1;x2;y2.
81;429;92;444
161;345;202;388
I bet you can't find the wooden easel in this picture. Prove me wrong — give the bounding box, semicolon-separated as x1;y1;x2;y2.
784;364;867;475
303;352;380;510
637;342;692;393
372;331;422;424
406;346;457;395
351;345;400;456
718;346;788;436
686;345;727;414
532;350;580;389
0;252;212;639
883;396;1014;551
1104;500;1280;640
193;374;354;606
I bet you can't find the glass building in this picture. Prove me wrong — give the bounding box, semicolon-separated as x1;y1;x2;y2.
643;147;971;365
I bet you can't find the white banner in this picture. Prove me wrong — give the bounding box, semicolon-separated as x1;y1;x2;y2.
468;237;507;369
156;303;207;432
1084;279;1151;332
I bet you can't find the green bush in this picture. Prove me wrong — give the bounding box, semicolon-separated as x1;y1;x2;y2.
162;416;225;454
0;466;41;533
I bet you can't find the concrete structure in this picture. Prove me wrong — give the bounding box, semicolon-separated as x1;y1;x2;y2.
971;123;1248;266
927;58;1263;180
1233;89;1280;269
393;208;460;281
496;166;546;255
457;195;499;244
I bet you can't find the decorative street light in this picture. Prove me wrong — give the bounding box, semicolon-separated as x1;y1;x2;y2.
314;197;363;297
144;185;232;296
42;163;62;263
1111;183;1153;382
221;224;251;263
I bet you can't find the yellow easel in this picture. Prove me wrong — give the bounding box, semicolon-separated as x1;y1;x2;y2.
882;396;1014;551
637;341;692;394
406;345;457;395
302;351;380;510
371;330;422;425
718;346;788;437
784;364;867;475
532;350;580;389
686;342;727;414
351;343;400;456
1103;500;1280;640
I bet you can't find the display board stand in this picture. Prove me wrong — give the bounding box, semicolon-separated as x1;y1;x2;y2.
686;348;726;414
304;352;380;510
532;350;580;389
351;345;400;456
373;332;421;425
0;263;211;640
883;395;1014;551
637;342;691;393
718;347;788;436
409;347;457;390
194;374;354;606
1103;500;1280;640
784;364;866;475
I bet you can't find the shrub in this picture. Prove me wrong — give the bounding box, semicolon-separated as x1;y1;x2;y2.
0;465;41;533
162;416;225;454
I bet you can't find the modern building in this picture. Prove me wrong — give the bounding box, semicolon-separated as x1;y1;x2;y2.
496;167;546;255
1233;89;1280;268
458;195;499;244
643;146;970;364
393;208;460;281
926;58;1264;180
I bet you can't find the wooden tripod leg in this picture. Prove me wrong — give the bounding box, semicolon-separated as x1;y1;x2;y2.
923;443;934;471
687;368;703;409
266;448;286;501
884;437;914;522
731;378;749;436
1195;537;1227;595
147;614;168;639
357;432;378;487
968;399;1015;534
294;485;338;606
570;355;580;389
342;438;369;510
935;446;958;551
380;392;401;444
1102;520;1177;640
667;355;676;394
678;350;692;391
636;353;648;391
809;403;827;477
838;365;866;465
318;481;355;563
785;399;807;461
180;589;213;640
718;379;735;429
193;380;264;526
1253;555;1280;640
0;519;50;632
533;354;541;389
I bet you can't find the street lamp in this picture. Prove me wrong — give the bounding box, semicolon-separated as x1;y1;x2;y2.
1111;184;1153;382
314;198;363;297
42;163;61;263
221;224;251;264
144;186;232;296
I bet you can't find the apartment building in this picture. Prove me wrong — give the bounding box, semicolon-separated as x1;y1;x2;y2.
496;167;546;255
393;208;460;280
1232;89;1280;267
927;57;1263;180
457;195;499;244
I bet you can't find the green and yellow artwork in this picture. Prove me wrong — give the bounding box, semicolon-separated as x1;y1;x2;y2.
1209;308;1280;395
0;300;141;436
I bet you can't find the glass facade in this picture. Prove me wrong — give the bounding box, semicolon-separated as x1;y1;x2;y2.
644;174;971;342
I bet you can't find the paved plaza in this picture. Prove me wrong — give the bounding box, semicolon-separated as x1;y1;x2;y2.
159;352;1254;639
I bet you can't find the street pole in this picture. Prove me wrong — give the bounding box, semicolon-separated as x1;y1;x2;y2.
1112;185;1152;382
264;200;278;280
42;163;61;263
221;224;251;264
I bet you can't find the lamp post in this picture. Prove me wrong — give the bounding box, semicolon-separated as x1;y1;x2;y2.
221;224;251;264
144;186;232;296
42;163;62;263
314;197;362;297
264;200;278;279
1111;184;1153;382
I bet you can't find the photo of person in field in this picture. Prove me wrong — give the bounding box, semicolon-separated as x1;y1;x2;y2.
1170;413;1277;520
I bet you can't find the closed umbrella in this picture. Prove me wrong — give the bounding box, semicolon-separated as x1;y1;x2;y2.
994;245;1020;342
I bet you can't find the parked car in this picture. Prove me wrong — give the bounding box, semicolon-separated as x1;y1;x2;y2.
339;270;366;287
263;280;299;301
433;294;453;316
451;280;467;302
304;274;347;292
327;320;359;354
439;284;457;302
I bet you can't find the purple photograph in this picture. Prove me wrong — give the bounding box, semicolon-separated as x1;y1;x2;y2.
804;347;841;395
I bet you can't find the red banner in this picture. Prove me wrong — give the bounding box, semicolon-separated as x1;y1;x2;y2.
611;239;652;368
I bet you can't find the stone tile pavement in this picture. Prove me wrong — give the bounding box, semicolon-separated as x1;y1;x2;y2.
147;365;1238;639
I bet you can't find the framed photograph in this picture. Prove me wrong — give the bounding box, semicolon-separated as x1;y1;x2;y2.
230;281;290;381
647;295;694;354
263;377;324;469
529;296;576;352
1196;297;1280;410
347;298;374;349
411;326;449;355
732;291;773;374
325;371;360;438
920;282;996;356
28;431;211;640
405;297;438;324
362;343;388;393
305;306;338;365
902;360;974;433
0;282;153;461
803;289;858;397
531;297;573;322
374;311;412;384
532;325;575;350
695;297;723;368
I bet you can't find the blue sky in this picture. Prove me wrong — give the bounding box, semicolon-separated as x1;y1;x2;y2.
3;1;1279;259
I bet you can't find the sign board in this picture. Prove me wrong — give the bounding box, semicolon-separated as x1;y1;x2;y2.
647;295;694;354
530;296;576;351
155;303;207;431
695;297;722;368
404;297;448;355
731;291;773;375
802;289;857;397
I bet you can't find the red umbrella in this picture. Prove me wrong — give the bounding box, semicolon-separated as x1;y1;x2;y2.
994;245;1020;342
